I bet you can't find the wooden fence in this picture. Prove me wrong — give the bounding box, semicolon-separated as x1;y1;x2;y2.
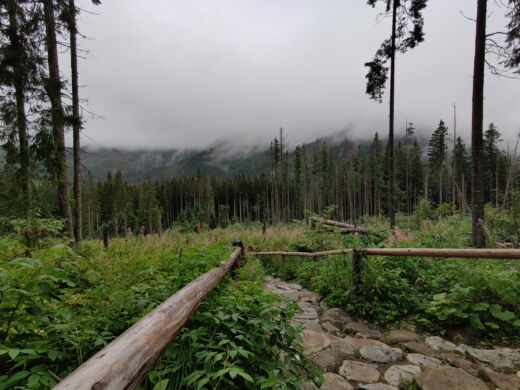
54;242;244;390
249;247;520;296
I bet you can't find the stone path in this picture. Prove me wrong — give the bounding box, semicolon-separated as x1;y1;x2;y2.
264;276;520;390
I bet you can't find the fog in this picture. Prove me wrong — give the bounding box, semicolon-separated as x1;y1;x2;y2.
69;0;520;150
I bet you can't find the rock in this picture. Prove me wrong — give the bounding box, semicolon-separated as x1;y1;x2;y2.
416;366;488;390
384;330;421;345
344;336;386;351
302;382;319;390
321;321;342;335
303;322;324;332
464;346;520;371
286;282;302;290
275;281;297;290
424;336;456;352
320;300;330;312
303;330;331;355
298;290;322;303
359;345;403;363
344;322;382;339
358;384;398;390
446;329;471;345
313;346;353;372
330;339;355;356
478;367;520;390
321;373;353;390
295;302;319;320
383;365;421;386
442;352;477;373
406;353;442;368
403;341;436;357
321;308;352;329
339;360;380;383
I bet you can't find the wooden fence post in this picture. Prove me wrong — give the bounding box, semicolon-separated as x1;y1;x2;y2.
351;249;364;299
103;226;110;248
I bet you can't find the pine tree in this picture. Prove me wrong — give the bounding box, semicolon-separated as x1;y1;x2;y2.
365;0;428;228
428;120;448;203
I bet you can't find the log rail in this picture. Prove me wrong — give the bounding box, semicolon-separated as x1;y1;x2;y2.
54;243;244;390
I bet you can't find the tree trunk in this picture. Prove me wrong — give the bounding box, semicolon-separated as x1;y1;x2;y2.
43;0;75;244
6;0;30;202
68;0;82;241
388;0;397;228
471;0;487;248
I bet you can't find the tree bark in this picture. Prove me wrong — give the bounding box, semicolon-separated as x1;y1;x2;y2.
471;0;487;248
68;0;82;241
6;0;30;201
43;0;75;243
388;0;397;228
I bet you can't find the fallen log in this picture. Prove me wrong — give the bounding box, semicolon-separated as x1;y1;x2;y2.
311;217;369;234
55;245;243;390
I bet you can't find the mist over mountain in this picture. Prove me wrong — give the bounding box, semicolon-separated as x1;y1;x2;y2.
79;129;430;182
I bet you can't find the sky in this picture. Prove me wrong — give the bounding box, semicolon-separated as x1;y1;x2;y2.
70;0;520;150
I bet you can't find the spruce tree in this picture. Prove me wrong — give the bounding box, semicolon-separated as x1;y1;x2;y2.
365;0;428;227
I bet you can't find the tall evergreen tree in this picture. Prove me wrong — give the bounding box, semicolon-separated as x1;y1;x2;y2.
42;0;75;242
365;0;428;227
428;120;448;203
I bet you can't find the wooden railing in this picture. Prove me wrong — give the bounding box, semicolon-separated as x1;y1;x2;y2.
250;247;520;296
54;242;244;390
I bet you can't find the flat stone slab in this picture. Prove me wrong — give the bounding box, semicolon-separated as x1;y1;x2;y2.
322;321;342;335
313;346;353;372
424;336;456;352
479;367;520;390
339;360;380;383
358;384;398;390
321;308;352;329
359;345;403;363
464;346;520;371
406;353;442;368
416;366;488;390
344;322;382;339
303;321;324;332
442;352;477;373
295;301;319;320
303;330;331;355
344;336;386;351
402;341;436;357
383;365;421;386
321;372;353;390
384;330;421;345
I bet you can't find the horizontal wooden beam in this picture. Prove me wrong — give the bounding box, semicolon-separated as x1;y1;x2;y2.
250;249;354;257
250;248;520;260
55;246;243;390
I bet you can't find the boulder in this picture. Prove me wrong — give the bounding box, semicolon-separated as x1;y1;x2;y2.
359;345;403;363
402;341;436;357
464;347;520;371
406;353;442;368
303;330;331;355
416;366;487;390
384;330;421;345
339;360;380;383
344;322;382;339
358;384;398;390
424;336;456;352
321;373;353;390
478;366;520;390
303;322;324;332
313;346;353;372
344;336;386;351
321;308;352;329
383;365;421;386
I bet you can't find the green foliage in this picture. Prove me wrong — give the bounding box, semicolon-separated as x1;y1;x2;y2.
9;214;64;247
146;259;315;389
0;226;316;389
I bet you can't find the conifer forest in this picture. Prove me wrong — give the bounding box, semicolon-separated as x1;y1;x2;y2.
1;1;520;389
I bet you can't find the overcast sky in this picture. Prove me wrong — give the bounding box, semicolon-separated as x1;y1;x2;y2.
70;0;520;150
